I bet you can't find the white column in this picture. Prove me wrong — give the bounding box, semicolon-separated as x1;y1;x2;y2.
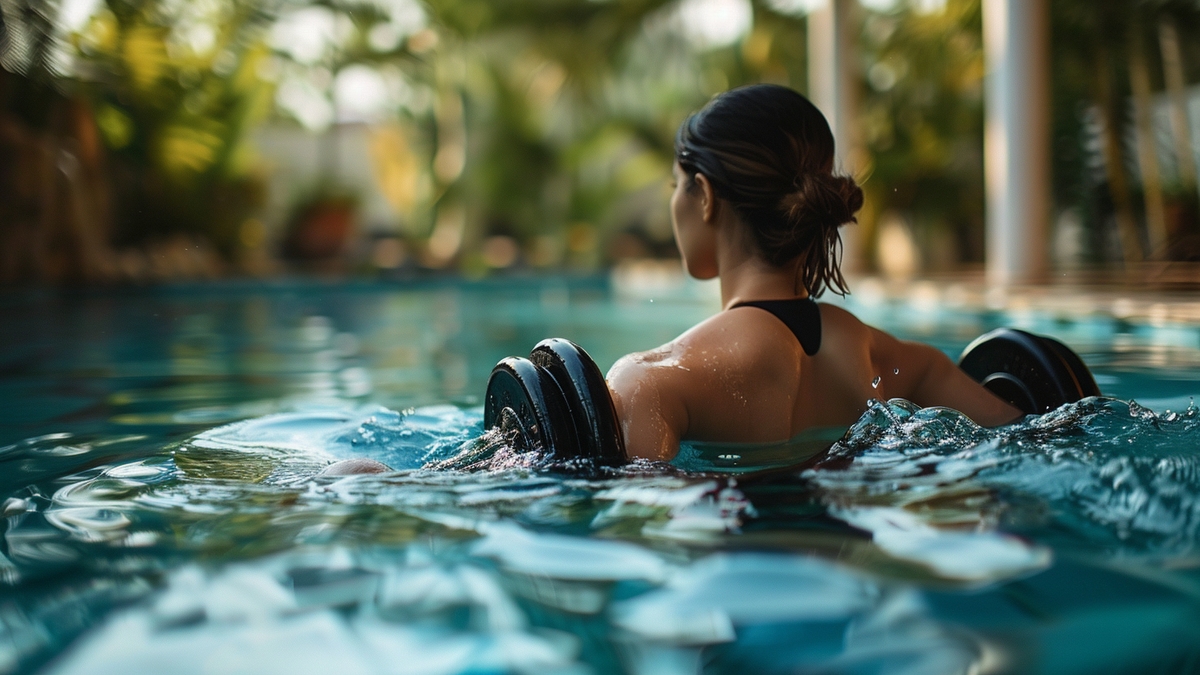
808;0;863;272
984;0;1050;286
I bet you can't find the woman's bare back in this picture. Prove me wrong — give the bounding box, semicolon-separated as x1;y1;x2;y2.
608;302;1018;461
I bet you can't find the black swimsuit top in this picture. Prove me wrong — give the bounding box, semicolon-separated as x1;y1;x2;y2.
731;297;822;356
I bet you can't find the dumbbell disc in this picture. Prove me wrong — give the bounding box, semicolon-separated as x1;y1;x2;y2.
483;357;574;455
958;328;1088;415
978;372;1037;415
1039;334;1101;398
530;338;626;464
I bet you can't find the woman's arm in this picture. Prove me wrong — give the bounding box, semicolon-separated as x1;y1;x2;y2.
870;328;1022;427
606;349;691;461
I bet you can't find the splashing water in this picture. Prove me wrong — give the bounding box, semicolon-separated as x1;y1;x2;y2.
808;397;1200;558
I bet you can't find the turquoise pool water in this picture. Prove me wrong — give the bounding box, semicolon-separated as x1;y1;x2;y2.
3;277;1200;675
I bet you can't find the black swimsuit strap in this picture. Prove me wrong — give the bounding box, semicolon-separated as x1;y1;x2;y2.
731;297;822;356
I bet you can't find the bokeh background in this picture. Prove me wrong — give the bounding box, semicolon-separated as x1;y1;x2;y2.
1;0;1199;284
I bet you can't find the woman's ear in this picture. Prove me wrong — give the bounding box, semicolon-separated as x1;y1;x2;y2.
694;173;718;224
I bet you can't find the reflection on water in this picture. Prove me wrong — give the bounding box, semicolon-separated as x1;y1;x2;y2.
4;280;1200;675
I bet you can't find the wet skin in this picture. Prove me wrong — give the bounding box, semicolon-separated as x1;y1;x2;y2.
606;163;1020;462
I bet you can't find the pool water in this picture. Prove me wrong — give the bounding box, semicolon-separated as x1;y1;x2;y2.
4;277;1200;675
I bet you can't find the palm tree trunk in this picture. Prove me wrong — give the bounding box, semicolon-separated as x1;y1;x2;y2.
1095;43;1143;263
1158;16;1198;200
1129;19;1168;257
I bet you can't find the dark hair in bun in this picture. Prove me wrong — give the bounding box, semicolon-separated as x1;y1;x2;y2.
675;84;864;297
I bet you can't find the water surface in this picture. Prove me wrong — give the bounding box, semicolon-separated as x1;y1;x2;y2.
4;278;1200;675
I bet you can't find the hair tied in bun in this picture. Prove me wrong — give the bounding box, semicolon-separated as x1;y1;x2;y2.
781;173;864;232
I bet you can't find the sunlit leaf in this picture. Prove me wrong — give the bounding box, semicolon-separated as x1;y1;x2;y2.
159;123;225;175
96;104;134;149
123;25;169;91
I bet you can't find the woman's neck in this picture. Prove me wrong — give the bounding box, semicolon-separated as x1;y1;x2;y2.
707;207;809;309
717;247;807;309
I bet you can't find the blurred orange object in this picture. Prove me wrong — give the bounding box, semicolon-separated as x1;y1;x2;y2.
283;198;357;260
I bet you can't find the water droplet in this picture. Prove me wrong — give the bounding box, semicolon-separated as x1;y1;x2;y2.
872;376;881;389
894;368;899;375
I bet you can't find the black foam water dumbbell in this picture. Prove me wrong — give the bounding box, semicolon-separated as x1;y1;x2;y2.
484;338;626;464
958;328;1100;415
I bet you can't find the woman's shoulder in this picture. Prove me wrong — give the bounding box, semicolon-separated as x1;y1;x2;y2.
609;306;801;386
816;301;878;346
816;302;926;359
815;301;864;327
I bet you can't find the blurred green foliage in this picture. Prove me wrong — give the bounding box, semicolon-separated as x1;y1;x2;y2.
71;0;276;251
3;0;1200;279
369;0;812;270
1050;0;1200;262
857;0;986;267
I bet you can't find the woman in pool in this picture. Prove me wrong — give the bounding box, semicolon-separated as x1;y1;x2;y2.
605;84;1020;462
325;84;1019;475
